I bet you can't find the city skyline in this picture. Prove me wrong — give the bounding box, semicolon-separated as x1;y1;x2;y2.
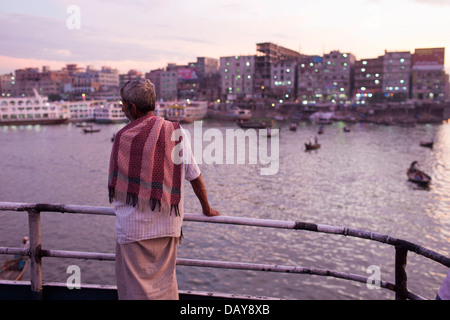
1;0;450;74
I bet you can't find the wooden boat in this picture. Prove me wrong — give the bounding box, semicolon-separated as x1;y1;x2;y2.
289;123;297;131
407;161;431;187
317;126;324;134
0;257;28;281
419;141;433;149
236;120;269;129
343;126;351;132
83;125;101;133
305;143;321;150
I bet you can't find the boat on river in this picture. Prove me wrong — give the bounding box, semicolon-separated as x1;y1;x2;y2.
94;101;128;123
407;161;431;187
419;140;433;149
0;257;28;281
305;143;321;150
0;89;69;125
83;125;101;133
289;123;297;131
236;120;270;129
164;100;207;123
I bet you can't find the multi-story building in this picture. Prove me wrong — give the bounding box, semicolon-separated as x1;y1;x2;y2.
296;51;355;105
270;59;297;102
92;66;119;90
219;55;256;100
119;69;143;88
14;68;41;96
254;42;301;99
160;64;178;101
145;68;162;100
146;57;220;101
63;65;119;98
297;55;324;103
411;47;446;102
321;50;355;104
0;73;15;96
382;50;411;99
182;57;219;101
353;56;384;104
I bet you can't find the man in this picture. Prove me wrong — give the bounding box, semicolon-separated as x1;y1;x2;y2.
108;79;220;300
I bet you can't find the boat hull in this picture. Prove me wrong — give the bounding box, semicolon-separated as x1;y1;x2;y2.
407;169;431;186
0;118;68;126
305;143;321;150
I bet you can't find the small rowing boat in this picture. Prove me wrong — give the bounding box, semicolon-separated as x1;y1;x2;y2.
407;161;431;187
0;257;28;281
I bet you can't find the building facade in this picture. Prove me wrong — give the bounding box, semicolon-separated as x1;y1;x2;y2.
382;50;411;100
270;59;297;102
219;55;256;100
254;42;301;99
411;47;446;102
353;56;384;104
321;51;355;104
297;55;324;103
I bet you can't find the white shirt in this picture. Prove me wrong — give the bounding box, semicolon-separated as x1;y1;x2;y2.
114;127;200;244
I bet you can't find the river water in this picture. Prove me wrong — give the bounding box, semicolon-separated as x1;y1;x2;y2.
0;119;449;300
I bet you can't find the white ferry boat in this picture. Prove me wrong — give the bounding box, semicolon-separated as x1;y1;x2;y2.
94;101;129;123
164;100;207;123
60;100;105;122
0;90;69;125
154;102;166;118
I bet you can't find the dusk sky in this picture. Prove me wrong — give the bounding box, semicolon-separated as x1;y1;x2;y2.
1;0;450;74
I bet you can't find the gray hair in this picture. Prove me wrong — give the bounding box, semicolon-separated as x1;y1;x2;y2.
120;79;156;113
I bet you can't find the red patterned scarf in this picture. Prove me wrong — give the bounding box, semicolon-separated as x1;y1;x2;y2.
108;115;182;215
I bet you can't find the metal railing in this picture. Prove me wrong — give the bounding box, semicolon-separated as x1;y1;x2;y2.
1;201;449;300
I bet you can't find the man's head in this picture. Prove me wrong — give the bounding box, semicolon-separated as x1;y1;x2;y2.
120;79;156;120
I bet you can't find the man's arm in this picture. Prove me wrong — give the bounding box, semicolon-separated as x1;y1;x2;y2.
190;174;220;217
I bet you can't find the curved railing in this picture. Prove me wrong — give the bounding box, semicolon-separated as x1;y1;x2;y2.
0;202;449;300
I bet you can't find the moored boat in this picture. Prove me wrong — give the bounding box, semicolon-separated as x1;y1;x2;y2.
164;100;207;123
61;100;105;123
236;120;270;129
94;101;129;123
0;89;69;125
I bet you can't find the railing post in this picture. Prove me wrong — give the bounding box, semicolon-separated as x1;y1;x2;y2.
395;246;408;300
28;209;43;300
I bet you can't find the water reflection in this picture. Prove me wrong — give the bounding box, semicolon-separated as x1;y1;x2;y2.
0;120;449;299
